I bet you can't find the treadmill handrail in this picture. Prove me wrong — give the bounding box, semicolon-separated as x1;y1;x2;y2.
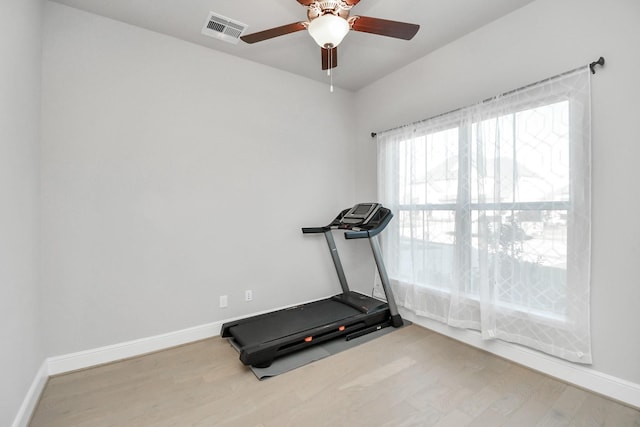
344;229;369;239
344;210;393;239
301;226;328;234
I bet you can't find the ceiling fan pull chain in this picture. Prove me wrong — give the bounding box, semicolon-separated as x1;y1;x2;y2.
329;47;334;92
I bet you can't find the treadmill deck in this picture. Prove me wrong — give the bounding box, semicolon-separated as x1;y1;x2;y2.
228;298;367;347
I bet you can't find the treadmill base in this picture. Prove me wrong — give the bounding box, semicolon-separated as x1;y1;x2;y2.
227;321;410;380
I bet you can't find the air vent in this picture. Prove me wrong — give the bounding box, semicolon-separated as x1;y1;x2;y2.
202;12;248;45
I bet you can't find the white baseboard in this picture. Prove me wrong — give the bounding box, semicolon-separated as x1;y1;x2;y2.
11;361;48;427
44;300;331;376
400;309;640;409
46;321;225;375
45;296;335;376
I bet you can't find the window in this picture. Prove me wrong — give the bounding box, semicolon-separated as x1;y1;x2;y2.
378;68;592;363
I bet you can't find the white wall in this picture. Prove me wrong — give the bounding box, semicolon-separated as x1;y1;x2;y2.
355;0;640;385
41;2;360;357
0;0;44;425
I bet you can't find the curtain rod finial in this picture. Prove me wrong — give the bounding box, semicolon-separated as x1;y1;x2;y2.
371;132;377;138
590;57;605;74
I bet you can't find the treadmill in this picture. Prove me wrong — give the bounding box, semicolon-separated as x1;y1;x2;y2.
220;203;403;368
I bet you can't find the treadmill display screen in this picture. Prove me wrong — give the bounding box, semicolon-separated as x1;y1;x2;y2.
342;203;381;225
353;204;373;215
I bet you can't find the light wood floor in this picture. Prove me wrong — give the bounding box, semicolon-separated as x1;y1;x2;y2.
30;325;640;427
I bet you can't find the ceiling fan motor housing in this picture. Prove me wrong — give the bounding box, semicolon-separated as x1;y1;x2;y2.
307;1;353;20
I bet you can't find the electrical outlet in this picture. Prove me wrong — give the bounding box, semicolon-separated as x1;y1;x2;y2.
245;290;253;302
219;295;228;308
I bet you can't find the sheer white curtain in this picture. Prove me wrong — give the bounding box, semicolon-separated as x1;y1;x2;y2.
377;67;592;363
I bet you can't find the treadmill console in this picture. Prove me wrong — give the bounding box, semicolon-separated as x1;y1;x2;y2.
341;203;381;225
302;203;393;239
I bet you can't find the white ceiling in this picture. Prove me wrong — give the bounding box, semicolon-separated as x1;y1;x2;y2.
48;0;535;92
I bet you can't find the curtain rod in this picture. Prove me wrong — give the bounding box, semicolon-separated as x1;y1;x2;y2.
370;56;605;138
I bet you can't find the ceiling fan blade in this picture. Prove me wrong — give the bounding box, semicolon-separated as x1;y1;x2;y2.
240;22;307;44
321;47;338;70
351;16;420;40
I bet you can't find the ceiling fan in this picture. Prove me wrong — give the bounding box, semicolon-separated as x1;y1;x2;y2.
240;0;420;71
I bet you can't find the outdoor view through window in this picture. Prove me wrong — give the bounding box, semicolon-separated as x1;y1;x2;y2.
394;101;570;318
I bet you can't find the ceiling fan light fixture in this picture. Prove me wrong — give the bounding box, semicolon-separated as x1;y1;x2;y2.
307;13;350;48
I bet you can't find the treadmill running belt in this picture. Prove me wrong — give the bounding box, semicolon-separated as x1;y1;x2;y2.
228;299;361;347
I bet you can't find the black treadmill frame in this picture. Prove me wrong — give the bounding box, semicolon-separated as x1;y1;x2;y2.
220;205;402;368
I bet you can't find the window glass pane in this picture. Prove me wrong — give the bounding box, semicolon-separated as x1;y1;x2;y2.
515;101;570;202
470;209;568;316
425;128;459;204
471;114;515;203
395;209;455;290
398;128;458;205
471;101;569;204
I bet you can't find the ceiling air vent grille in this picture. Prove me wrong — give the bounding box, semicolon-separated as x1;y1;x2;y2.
202;12;248;45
